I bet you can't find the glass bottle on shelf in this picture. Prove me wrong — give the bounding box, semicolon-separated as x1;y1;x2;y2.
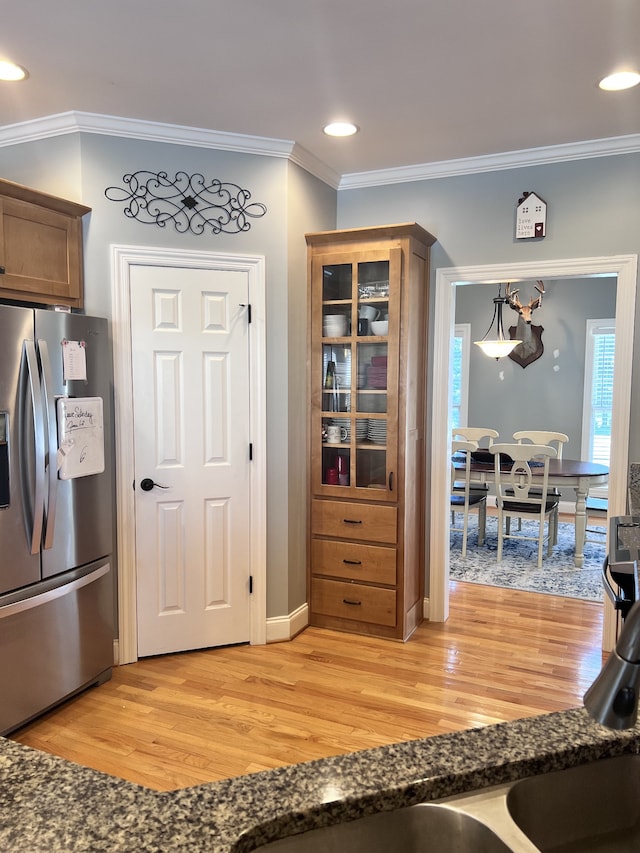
322;352;351;487
324;359;336;410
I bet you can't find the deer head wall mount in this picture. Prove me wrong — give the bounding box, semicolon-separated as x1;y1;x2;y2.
506;280;545;368
505;280;545;323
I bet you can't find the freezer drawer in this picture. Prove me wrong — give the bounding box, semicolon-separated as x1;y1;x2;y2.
0;561;113;735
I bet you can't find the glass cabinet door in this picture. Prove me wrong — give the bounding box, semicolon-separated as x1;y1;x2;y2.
314;252;399;499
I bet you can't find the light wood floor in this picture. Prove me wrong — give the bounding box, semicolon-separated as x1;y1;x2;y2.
10;581;605;792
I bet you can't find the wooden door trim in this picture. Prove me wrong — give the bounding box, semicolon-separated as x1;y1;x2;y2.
111;245;267;664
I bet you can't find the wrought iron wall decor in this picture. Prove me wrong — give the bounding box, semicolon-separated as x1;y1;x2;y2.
105;171;267;235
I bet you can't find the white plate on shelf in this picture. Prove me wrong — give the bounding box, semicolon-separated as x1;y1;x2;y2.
367;421;387;444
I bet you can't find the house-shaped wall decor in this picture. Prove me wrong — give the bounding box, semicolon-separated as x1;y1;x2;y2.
515;191;547;239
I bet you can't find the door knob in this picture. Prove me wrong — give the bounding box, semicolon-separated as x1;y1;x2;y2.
140;478;169;491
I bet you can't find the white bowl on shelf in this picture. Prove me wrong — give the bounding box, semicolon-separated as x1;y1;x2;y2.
370;320;388;335
323;315;347;336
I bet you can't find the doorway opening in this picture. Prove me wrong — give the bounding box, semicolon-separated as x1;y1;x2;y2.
429;255;638;652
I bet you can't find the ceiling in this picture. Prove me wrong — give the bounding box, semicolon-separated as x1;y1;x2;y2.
2;0;640;185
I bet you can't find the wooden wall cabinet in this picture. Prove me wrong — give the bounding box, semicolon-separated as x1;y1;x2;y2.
306;223;436;641
0;178;91;307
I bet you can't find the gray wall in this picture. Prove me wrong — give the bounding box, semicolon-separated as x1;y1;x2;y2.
1;134;638;626
456;276;617;449
0;134;337;621
337;153;640;463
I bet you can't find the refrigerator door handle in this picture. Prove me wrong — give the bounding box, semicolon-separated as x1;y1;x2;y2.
38;339;59;550
0;563;110;618
24;340;46;555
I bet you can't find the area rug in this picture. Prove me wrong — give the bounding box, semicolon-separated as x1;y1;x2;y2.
450;516;606;602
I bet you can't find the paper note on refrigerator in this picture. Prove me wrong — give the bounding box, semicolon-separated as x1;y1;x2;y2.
62;340;87;381
56;397;105;479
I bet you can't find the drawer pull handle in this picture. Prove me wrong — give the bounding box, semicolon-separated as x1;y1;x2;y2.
343;518;362;525
343;598;362;606
343;559;362;565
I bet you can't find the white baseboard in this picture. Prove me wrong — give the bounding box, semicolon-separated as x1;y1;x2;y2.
112;608;310;661
266;602;309;643
268;600;437;641
559;499;606;518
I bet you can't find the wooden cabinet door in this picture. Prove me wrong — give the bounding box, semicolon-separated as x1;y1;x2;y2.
311;247;401;503
0;189;87;307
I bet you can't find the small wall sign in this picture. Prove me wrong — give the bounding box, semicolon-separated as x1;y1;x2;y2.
516;191;547;239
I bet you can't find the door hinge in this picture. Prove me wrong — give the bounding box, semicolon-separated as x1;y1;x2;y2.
249;442;253;460
240;303;252;323
249;575;253;594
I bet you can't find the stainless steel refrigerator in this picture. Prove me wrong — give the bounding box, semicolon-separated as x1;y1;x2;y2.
0;305;114;735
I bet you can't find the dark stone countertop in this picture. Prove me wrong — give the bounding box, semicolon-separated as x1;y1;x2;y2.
1;708;639;852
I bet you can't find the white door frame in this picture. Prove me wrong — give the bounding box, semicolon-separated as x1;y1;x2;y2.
111;245;267;664
430;254;638;652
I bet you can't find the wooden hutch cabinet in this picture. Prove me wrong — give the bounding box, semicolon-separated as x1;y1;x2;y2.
306;223;436;641
0;178;90;307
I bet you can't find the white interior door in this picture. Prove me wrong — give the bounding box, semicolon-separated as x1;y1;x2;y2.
130;262;252;656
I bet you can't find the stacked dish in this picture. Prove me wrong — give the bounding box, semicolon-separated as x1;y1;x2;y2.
370;280;390;297
355;419;368;441
323;314;347;337
359;280;389;298
366;362;387;389
367;420;387;444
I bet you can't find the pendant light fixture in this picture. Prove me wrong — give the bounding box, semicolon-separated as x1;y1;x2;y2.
474;285;522;359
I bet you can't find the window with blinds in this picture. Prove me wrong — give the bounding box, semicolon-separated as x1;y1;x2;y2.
451;324;470;430
582;319;615;479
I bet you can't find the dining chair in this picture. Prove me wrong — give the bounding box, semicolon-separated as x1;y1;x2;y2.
512;430;568;542
452;427;499;447
451;439;487;557
490;442;559;569
512;430;568;459
451;428;499;496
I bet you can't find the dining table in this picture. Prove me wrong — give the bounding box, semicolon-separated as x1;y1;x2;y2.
454;455;609;567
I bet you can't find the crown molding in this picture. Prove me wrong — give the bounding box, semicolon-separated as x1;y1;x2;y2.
338;133;640;189
0;111;341;188
1;111;637;192
0;110;294;156
288;142;341;189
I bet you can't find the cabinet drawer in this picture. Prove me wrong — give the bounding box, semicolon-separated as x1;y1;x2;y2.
312;578;396;627
311;500;397;544
311;539;396;585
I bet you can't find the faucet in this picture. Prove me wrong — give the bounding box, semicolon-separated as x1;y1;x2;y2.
584;589;640;729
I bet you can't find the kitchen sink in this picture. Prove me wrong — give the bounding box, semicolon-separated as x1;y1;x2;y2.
506;754;640;852
253;803;513;852
247;754;640;853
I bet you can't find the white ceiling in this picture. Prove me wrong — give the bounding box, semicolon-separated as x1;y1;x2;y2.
2;0;640;185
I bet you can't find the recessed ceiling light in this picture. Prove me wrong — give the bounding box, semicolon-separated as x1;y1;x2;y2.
0;60;28;82
323;121;359;137
598;70;640;91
